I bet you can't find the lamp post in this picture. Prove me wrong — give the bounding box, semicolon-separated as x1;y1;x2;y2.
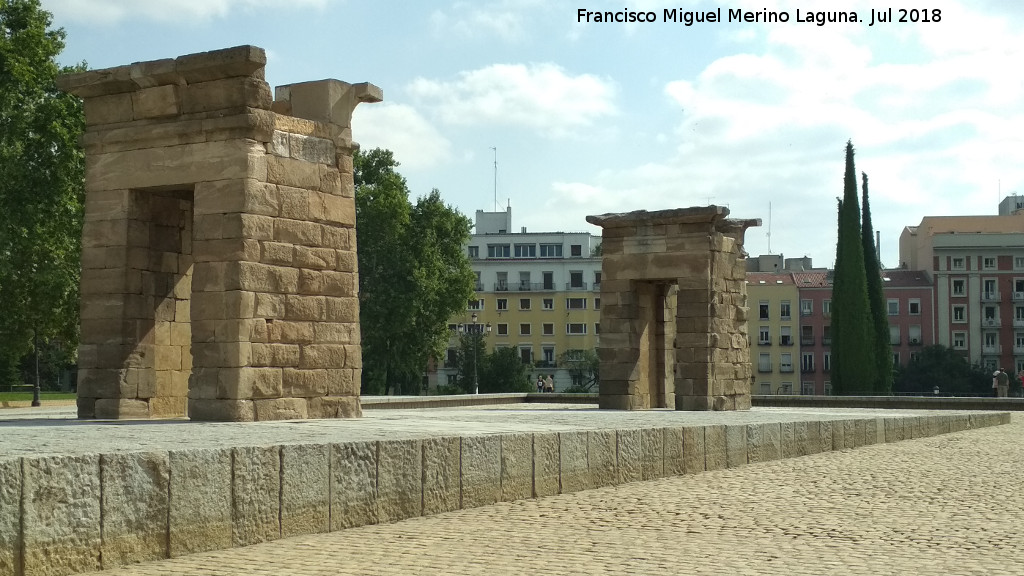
462;313;491;395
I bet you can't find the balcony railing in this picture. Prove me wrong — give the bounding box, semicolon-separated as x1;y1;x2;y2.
822;337;832;346
474;281;484;291
982;292;1001;302
982;345;1002;355
757;364;773;373
495;282;510;292
779;336;793;346
758;338;771;345
800;337;815;346
800;308;812;317
1014;318;1024;328
1014;345;1024;355
565;282;588;291
801;365;815;374
780;364;794;373
982;318;1001;328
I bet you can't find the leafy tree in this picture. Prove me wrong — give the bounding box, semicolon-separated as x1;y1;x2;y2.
479;346;531;393
557;348;599;392
0;0;85;391
861;172;893;394
831;141;876;394
452;331;486;394
894;345;994;397
354;148;475;395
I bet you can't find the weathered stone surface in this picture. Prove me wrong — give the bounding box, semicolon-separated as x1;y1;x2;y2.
682;426;706;474
617;429;642;484
832;419;847;450
663;427;685;476
885;417;905;443
704;425;726;471
169;448;232;557
331;442;378;529
281;444;329;537
22;455;102;576
500;434;533;502
747;423;781;464
559;431;589;493
640;428;664;480
231;445;281;547
725;424;747;467
817;420;833;453
462;436;501;509
534;433;560;497
0;459;19;576
377;440;421;523
422;437;460;515
100;452;170;568
589;430;618;488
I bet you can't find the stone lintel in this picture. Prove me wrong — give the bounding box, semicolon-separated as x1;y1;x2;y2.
717;218;762;234
273;80;383;129
586;206;730;229
58;45;267;99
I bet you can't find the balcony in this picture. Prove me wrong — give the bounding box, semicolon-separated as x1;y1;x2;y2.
1015;318;1024;328
800;308;812;317
474;281;484;291
565;282;589;291
800;337;815;346
592;282;601;292
982;318;1001;328
758;338;771;346
801;364;815;374
1014;345;1024;355
757;363;773;373
982;345;1002;355
982;292;1001;302
780;364;794;373
822;337;832;346
779;336;794;346
495;281;510;292
534;360;555;368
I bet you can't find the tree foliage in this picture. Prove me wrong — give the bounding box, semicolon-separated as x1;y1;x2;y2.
831;141;876;394
860;172;893;394
0;0;85;387
448;333;530;394
894;345;1000;397
354;148;476;395
557;348;599;392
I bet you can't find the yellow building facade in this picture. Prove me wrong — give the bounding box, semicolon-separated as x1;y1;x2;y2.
746;272;800;395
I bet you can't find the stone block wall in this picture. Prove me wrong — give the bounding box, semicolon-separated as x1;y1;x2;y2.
59;46;381;421
587;207;760;411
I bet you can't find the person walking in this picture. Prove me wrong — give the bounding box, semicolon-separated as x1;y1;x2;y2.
996;368;1010;398
536;375;544;393
544;375;555;393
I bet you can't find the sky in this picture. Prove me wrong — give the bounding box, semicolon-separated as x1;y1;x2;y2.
43;0;1024;269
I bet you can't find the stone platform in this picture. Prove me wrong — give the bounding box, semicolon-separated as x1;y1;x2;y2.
0;403;1010;576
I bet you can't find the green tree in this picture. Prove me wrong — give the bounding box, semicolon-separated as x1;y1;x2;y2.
0;0;85;391
480;347;531;393
354;148;475;395
894;345;993;397
557;348;600;392
831;141;876;394
452;331;487;394
861;172;893;394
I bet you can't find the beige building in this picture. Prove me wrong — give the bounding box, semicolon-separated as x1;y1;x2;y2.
746;272;801;395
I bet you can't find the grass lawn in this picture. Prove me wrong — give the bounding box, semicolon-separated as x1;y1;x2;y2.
0;391;77;402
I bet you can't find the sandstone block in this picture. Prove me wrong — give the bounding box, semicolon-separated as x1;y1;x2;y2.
168;449;231;557
559;431;589;493
131;84;180;119
254;398;308;421
817;421;833;453
704;425;726;471
885;417;904;443
217;367;283;399
663;427;685;476
289;133;334;164
232;446;280;546
275;218;322;246
281;444;329;538
462;436;501;509
100;452;170;568
95;398;151;420
747;423;781;464
282;368;328;396
331;442;378;529
682;426;706;474
181;76;271;115
267;155;321;189
377;440;422;523
832;420;847;450
187;398;255;422
589;430;618;489
83;92;133;125
86;139;265;192
501;434;533;502
640;428;664;480
0;459;20;576
617;429;642;484
725;424;747;468
252;343;301;368
299;343;346;369
533;433;560;497
422;437;460;515
308;396;361;419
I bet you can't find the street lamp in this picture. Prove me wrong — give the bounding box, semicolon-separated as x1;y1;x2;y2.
462;312;491;394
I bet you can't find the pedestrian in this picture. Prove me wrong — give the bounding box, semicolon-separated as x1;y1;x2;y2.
536;375;544;394
544;375;554;393
993;371;999;397
996;368;1010;398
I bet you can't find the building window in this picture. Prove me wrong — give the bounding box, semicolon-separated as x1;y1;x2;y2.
952;331;966;349
519;347;533;364
567;298;587;310
1016;332;1024;351
759;301;769;320
800;325;814;345
952;305;966;322
594;271;602;286
1016;306;1024;325
497;298;508;311
539;244;562;258
984;331;998;347
468;299;483;310
800;299;813;316
542;323;554;336
801;381;815;395
780;301;791;320
570;244;582;257
801;352;814;373
952;257;965;270
519;298;531;310
779;382;793;394
514;243;536;258
569;271;584;289
983;278;997;300
908;299;921;315
520;323;531;336
567;323;586;335
908;325;922;345
822;325;832;346
887;299;899;315
542;298;554;310
496;271;508;291
780;353;793;373
823;352;831;373
892;352;900;366
824;381;832;395
542;347;555;364
447;374;458;385
983;305;998;325
889;325;900;345
983;256;997;270
487;244;511;258
497;323;508;336
760;382;771;394
519;271;532;290
595;323;600;334
445;348;457;368
759;326;770;345
823;299;832;316
758;353;771;372
595;298;601;310
468;246;479;258
780;326;792;346
952;279;965;296
1016;256;1024;270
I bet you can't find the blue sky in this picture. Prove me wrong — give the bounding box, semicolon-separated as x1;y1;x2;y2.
43;0;1024;269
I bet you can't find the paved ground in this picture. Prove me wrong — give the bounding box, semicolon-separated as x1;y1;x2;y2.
78;416;1023;576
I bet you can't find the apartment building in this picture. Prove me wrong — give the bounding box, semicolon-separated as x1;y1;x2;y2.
435;208;602;391
746;272;800;395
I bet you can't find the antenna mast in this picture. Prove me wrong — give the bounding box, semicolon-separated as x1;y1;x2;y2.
767;201;772;253
490;147;498;211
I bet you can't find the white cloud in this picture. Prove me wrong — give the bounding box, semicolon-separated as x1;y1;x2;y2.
430;0;551;42
408;63;617;137
351;103;454;171
43;0;330;24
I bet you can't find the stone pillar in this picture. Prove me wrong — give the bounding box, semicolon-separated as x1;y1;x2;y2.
586;207;760;411
59;46;381;421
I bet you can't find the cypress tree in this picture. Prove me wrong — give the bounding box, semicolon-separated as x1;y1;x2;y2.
861;172;893;394
831;198;843;389
832;141;876;394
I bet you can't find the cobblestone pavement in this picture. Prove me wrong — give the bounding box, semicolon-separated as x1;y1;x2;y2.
83;416;1024;576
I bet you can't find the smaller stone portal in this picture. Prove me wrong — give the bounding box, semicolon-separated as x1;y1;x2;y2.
586;207;760;411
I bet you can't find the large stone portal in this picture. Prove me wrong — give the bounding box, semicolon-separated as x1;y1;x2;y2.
586;207;760;411
58;46;380;421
